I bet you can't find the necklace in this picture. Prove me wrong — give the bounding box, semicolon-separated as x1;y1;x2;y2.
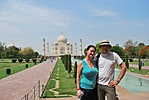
88;61;92;65
86;59;93;66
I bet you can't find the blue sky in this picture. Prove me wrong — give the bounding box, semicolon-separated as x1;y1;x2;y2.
0;0;149;55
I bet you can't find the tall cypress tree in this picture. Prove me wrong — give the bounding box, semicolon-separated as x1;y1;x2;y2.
138;56;142;70
125;54;129;69
68;54;72;73
64;55;68;70
74;61;77;84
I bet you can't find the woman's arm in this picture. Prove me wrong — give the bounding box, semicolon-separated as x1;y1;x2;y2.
76;61;83;97
76;61;83;90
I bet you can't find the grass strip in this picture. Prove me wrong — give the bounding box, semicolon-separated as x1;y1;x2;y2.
42;59;76;98
116;66;149;75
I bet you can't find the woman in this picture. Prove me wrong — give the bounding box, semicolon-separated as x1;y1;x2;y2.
76;45;98;100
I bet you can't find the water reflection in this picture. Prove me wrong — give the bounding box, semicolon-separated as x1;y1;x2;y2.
115;70;149;92
139;78;142;86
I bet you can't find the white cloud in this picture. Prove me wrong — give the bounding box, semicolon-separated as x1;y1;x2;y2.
0;22;21;34
92;8;118;17
0;0;70;34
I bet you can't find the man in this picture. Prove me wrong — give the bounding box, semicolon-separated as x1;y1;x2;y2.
95;40;127;100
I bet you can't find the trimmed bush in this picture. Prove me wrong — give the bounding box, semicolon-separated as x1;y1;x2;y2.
18;58;23;63
25;59;30;62
12;58;17;63
6;68;11;74
26;64;28;68
32;58;37;63
129;58;133;62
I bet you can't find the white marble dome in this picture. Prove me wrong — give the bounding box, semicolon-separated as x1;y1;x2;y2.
7;43;15;48
57;33;67;43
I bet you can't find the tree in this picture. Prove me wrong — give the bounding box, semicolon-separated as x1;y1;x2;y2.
0;42;4;59
138;43;145;47
137;42;145;57
139;46;149;58
19;47;35;59
95;43;101;54
3;46;20;58
123;39;138;48
146;49;149;58
84;48;87;56
138;56;142;70
68;54;72;74
123;39;138;57
73;61;77;84
125;54;129;69
34;51;39;58
110;45;125;57
64;55;68;70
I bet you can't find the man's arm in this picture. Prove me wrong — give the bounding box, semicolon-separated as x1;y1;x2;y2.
109;62;127;86
117;62;127;82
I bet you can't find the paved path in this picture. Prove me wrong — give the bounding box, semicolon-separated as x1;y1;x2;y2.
129;64;149;70
0;60;56;100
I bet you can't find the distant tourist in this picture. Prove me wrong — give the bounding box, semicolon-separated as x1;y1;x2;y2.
141;60;144;67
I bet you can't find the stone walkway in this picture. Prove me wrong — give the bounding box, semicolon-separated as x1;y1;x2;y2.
0;59;149;100
129;64;149;70
0;60;56;100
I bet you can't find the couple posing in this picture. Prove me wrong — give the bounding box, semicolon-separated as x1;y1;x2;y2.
76;40;127;100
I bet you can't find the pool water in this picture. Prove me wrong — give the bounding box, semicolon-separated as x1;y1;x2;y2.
115;70;149;92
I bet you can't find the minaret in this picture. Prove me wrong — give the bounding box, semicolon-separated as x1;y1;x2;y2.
75;43;77;55
43;38;46;56
47;42;49;56
80;38;82;56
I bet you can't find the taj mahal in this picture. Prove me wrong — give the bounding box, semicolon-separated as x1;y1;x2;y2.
43;33;83;56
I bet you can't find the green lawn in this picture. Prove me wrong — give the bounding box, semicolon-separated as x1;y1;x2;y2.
130;61;149;66
0;59;12;62
0;61;39;79
127;67;149;75
116;63;149;75
42;59;76;98
126;59;149;75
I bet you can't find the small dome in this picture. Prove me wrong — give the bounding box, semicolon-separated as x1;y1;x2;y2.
67;42;70;44
57;33;67;43
7;43;15;48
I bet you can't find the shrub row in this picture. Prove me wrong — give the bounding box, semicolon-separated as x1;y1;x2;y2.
12;58;37;63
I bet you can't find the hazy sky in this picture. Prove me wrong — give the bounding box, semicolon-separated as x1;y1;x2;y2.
0;0;149;55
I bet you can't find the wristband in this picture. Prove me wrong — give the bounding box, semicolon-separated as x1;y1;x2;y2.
77;88;81;90
116;79;120;83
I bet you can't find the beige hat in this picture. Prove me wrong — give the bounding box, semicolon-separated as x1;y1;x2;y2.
99;40;112;48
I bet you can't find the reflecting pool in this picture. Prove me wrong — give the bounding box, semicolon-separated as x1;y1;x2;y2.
115;70;149;92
